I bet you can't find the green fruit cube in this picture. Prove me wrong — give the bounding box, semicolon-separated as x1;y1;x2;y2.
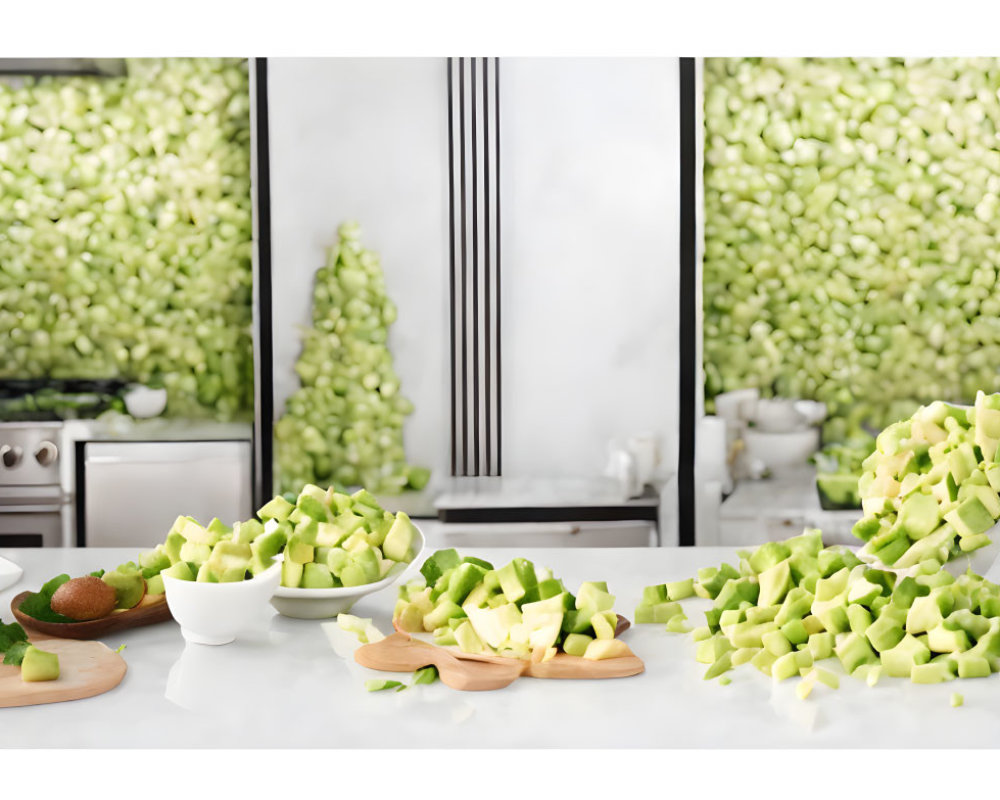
807;632;834;660
286;534;315;565
382;512;419;563
835;632;878;674
453;620;484;654
258;495;295;521
423;600;465;630
162;561;195;581
302;562;335;589
666;579;695;601
881;633;931;677
945;496;995;538
562;633;593;657
233;518;265;545
911;660;956;684
179;541;212;566
20;645;59;682
281;559;304;588
757;560;792;607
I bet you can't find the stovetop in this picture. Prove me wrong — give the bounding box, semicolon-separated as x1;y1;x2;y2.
0;379;127;422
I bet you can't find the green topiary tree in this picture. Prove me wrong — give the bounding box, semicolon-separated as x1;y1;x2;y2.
275;222;430;496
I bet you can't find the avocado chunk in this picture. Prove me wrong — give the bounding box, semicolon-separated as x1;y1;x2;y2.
382;512;419;563
102;568;146;610
20;645;59;682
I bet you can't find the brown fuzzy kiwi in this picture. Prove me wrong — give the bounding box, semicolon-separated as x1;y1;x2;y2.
50;576;118;621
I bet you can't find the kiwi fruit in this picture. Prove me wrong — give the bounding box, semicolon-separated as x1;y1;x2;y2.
50;576;118;621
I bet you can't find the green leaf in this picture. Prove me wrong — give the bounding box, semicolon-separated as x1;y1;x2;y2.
89;569;105;578
18;591;76;624
0;621;28;651
39;574;71;598
2;640;30;667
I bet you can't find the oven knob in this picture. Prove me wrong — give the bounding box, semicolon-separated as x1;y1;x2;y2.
34;441;58;467
0;445;22;468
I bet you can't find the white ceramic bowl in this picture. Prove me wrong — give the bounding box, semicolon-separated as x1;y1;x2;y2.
162;562;281;645
124;385;168;418
744;427;820;472
270;524;425;620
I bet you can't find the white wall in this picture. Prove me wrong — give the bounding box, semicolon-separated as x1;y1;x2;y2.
265;58;681;537
499;58;680;485
266;58;451;483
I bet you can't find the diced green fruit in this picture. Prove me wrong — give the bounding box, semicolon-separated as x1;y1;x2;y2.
259;495;295;521
453;620;484;654
302;562;335;589
750;647;777;675
835;632;878;674
281;559;304;588
641;584;667;605
162;561;195;581
20;646;59;682
590;610;618;640
665;614;691;633
847;604;873;635
582;639;630;660
146;574;165;595
780;618;809;646
366;679;404;692
286;534;315;565
944;497;995;539
179;541;211;566
762;629;792;656
423;600;465;631
881;633;931;678
666;578;695;601
562;632;593;657
951;692;964;707
196;563;218;583
757;560;792;607
382;512;419;563
102;570;146;609
233;518;265;545
704;652;733;680
911;661;956;684
692;626;712;641
731;647;760;666
807;632;834;660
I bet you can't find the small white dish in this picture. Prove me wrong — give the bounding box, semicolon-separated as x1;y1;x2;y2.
270;525;425;620
123;385;168;418
0;556;23;592
162;562;281;645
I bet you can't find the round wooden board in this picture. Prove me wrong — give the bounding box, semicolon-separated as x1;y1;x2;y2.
0;637;127;708
11;591;172;640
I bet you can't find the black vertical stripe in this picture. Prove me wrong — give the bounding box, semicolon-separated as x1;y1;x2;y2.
483;58;492;476
679;57;698;546
447;57;501;478
252;57;273;507
447;59;457;477
471;58;481;476
458;58;469;475
494;58;502;477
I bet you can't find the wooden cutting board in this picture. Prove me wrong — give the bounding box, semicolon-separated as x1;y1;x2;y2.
356;627;645;692
0;636;127;708
11;591;172;640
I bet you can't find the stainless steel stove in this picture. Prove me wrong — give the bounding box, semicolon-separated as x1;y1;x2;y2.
0;421;65;547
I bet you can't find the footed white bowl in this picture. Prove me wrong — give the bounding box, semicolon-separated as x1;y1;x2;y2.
162;562;281;645
270;525;425;620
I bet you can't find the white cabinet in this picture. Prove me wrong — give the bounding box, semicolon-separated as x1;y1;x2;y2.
79;440;252;547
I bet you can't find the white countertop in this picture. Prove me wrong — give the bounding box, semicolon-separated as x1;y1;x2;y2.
2;546;998;748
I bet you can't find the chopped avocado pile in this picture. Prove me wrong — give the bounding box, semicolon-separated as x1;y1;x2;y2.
852;391;1000;567
275;222;430;496
394;549;627;662
638;528;1000;696
0;619;58;682
157;512;279;584
257;484;420;589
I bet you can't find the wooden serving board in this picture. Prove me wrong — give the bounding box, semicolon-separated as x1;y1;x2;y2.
11;591;172;640
0;636;127;708
357;614;644;692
